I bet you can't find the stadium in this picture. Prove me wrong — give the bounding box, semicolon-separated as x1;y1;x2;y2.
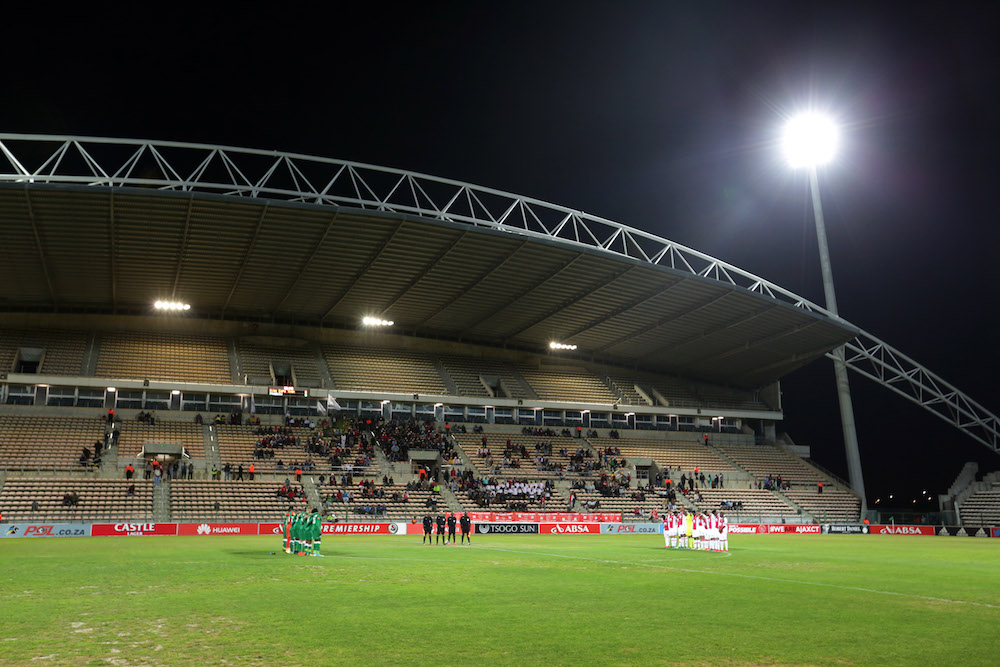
1;134;998;665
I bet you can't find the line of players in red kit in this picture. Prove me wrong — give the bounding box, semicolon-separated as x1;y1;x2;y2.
663;510;728;551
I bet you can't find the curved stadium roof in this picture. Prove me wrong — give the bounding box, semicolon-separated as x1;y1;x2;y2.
0;134;859;390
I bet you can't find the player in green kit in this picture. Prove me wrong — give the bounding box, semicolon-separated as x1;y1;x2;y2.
308;509;323;556
293;511;306;555
282;507;294;554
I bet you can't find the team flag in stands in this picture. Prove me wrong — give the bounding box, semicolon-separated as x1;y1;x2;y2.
318;394;341;415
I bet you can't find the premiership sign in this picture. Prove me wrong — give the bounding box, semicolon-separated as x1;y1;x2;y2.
474;523;539;534
1;523;91;538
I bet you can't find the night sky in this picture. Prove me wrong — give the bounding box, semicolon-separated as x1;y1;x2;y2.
5;2;999;510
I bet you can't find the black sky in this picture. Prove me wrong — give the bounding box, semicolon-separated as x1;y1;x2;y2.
5;2;1000;508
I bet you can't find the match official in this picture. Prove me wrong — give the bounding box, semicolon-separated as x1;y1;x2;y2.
460;512;471;544
447;512;457;544
435;512;446;545
422;514;433;545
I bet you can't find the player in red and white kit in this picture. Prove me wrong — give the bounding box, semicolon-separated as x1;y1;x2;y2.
720;512;729;552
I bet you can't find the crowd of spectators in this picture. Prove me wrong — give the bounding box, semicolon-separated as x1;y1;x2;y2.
463;476;553;511
373;418;456;463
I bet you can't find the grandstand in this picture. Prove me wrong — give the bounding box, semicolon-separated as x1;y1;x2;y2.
0;478;152;521
0;133;996;529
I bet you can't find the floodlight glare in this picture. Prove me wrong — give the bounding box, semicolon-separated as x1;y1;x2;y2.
362;316;394;327
154;300;191;311
549;341;578;351
783;113;838;168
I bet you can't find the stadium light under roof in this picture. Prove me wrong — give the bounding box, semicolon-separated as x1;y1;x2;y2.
549;341;577;351
783;113;838;168
154;300;190;311
362;316;394;327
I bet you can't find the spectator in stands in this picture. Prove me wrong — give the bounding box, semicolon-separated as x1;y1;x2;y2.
194;413;203;425
125;463;134;480
31;500;40;512
236;464;244;481
154;466;162;487
249;463;255;481
126;484;135;497
144;460;152;480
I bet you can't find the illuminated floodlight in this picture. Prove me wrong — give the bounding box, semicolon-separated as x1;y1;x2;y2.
580;409;590;414
362;316;394;327
154;300;191;311
783;113;838;168
171;390;181;395
549;341;578;351
106;387;117;393
380;399;391;405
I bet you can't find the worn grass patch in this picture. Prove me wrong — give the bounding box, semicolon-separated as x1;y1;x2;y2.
0;534;997;665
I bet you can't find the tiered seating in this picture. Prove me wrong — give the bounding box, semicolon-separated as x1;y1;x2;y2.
0;328;87;375
716;443;826;486
517;365;617;403
238;340;323;387
452;432;599;479
604;374;651;406
688;488;799;518
570;488;663;517
324;346;446;394
119;420;205;458
783;488;861;522
959;489;1000;525
95;331;231;383
589;436;736;477
215;425;338;474
0;478;153;521
319;482;443;521
0;416;105;470
438;356;532;398
170;480;306;521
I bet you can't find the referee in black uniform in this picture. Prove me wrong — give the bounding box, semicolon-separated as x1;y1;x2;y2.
435;513;446;545
460;512;472;544
422;514;433;544
447;513;457;544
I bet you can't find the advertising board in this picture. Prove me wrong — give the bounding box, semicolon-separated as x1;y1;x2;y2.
1;523;92;538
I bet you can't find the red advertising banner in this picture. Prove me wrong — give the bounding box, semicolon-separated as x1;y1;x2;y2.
869;524;935;536
731;524;821;534
465;512;620;523
91;523;178;537
540;523;601;534
177;523;258;536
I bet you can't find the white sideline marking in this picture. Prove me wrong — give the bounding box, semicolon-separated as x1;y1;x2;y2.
467;545;1000;610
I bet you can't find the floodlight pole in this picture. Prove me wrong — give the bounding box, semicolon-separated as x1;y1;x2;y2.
808;166;868;515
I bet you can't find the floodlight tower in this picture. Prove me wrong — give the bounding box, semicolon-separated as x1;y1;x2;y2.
783;113;868;515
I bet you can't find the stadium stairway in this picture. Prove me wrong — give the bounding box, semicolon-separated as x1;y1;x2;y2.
226;339;243;384
434;358;460;395
302;476;322;511
312;343;335;388
82;331;101;376
438;484;465;513
153;479;172;521
202;424;222;473
98;420;120;479
704;442;753;482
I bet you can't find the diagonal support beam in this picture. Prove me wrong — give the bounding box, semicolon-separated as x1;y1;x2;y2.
320;220;407;321
221;203;270;315
273;210;341;315
559;277;684;340
378;230;469;316
643;304;780;361
502;265;637;341
461;253;586;333
171;195;195;299
415;239;529;328
593;292;732;353
23;187;56;307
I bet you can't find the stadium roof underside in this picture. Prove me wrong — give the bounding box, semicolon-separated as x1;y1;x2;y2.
0;135;996;453
0;183;853;390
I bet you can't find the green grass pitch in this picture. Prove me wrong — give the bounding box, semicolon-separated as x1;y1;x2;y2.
1;534;998;665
